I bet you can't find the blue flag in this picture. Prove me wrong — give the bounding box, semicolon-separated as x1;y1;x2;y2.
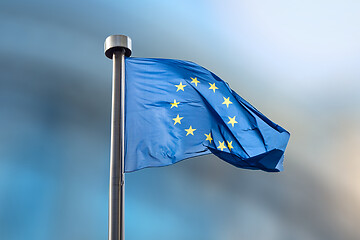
125;58;290;172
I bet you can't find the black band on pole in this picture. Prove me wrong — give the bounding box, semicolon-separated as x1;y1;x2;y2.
105;35;132;240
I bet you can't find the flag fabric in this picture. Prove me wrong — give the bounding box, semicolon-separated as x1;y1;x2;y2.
124;57;290;173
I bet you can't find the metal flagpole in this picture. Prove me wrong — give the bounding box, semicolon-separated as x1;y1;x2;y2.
104;35;132;240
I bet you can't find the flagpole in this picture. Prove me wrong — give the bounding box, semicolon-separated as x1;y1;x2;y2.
104;35;132;240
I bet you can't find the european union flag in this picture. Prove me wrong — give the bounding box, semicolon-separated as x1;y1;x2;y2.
125;58;290;172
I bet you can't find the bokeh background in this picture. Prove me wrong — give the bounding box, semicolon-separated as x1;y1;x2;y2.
1;0;360;239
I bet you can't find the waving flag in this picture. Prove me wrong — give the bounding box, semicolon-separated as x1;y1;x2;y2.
124;58;290;172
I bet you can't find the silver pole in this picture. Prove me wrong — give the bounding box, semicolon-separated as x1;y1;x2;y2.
104;35;132;240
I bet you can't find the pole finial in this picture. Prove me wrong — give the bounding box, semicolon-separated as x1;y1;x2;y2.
105;35;132;59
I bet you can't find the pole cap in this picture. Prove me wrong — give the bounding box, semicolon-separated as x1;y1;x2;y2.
104;35;132;59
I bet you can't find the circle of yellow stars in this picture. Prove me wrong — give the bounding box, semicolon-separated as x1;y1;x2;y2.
170;77;237;152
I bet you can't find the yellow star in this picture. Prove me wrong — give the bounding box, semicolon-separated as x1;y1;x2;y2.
170;99;180;108
222;97;233;108
190;77;200;86
173;114;183;125
227;116;238;127
175;82;186;92
209;83;218;93
185;126;196;136
204;133;213;143
217;141;227;151
227;141;233;151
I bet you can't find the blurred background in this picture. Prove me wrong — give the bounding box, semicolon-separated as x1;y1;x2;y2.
1;0;360;239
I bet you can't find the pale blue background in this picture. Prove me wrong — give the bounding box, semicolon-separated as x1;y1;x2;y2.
1;1;360;239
